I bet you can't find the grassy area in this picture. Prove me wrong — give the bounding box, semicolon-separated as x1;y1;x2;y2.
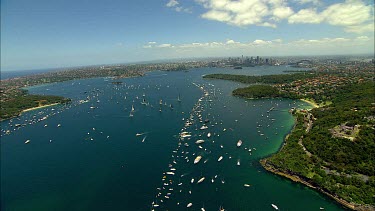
0;94;70;121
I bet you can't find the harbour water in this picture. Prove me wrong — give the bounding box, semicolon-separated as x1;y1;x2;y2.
1;66;345;210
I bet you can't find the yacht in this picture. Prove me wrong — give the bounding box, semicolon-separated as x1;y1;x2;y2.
244;184;251;187
207;132;211;138
194;155;202;164
271;204;279;210
218;156;223;162
197;177;205;184
195;140;205;144
200;125;208;130
25;140;30;144
237;140;242;147
187;203;193;208
237;160;240;166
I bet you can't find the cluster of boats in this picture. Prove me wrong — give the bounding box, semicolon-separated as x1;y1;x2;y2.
151;83;259;210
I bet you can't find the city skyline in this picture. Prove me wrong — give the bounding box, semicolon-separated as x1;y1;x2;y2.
1;0;374;71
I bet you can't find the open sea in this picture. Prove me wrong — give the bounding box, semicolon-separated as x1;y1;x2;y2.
1;66;345;210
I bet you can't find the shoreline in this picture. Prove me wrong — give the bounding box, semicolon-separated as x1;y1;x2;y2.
300;98;319;108
259;112;373;211
21;103;60;113
260;159;359;210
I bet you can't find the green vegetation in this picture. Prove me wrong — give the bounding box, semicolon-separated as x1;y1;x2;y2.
203;73;314;84
233;85;299;99
205;72;375;208
0;91;70;120
267;82;375;207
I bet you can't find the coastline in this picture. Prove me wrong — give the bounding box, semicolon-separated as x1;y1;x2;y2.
260;159;358;210
300;98;319;108
259;112;373;211
21;103;60;113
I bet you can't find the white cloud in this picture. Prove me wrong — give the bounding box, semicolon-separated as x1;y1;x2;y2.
157;43;173;48
253;39;272;45
344;22;375;34
288;0;374;33
288;8;322;24
201;10;232;22
142;36;373;55
140;36;373;60
194;0;374;34
273;6;294;20
166;0;192;13
166;0;179;7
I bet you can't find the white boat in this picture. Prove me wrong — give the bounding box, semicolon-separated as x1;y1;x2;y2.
166;172;175;175
271;204;279;210
142;136;147;142
25;140;30;144
181;134;191;138
191;178;194;183
218;156;223;162
237;140;242;147
200;125;208;130
244;184;251;187
197;177;205;184
131;105;135;112
187;203;193;208
136;133;143;136
195;140;205;144
207;133;211;138
237;160;240;166
194;155;202;164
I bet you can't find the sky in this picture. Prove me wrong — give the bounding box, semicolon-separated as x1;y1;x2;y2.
1;0;374;71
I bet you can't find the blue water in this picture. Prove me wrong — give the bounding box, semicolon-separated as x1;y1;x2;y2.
1;66;345;210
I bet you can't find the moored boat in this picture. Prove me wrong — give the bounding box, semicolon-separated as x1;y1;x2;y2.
194;155;202;164
237;140;242;147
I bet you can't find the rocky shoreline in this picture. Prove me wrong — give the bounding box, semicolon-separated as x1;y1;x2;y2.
260;152;374;211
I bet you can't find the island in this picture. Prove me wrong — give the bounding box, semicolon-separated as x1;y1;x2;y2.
203;62;375;210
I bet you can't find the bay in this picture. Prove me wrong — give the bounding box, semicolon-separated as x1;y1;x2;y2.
1;66;345;210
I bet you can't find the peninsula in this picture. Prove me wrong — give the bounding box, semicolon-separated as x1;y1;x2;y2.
204;62;375;210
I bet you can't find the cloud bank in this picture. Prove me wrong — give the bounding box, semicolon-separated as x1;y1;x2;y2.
192;0;374;33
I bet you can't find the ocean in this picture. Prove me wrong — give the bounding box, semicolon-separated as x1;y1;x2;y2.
0;66;345;210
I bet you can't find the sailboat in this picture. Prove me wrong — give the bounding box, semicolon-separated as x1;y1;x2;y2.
131;105;135;112
177;94;181;102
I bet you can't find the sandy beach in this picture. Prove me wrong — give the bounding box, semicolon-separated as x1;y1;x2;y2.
22;103;60;113
300;98;319;108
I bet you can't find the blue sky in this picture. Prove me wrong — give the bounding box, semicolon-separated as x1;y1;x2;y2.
1;0;374;71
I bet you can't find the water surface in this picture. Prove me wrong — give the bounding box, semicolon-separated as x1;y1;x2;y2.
1;66;344;210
